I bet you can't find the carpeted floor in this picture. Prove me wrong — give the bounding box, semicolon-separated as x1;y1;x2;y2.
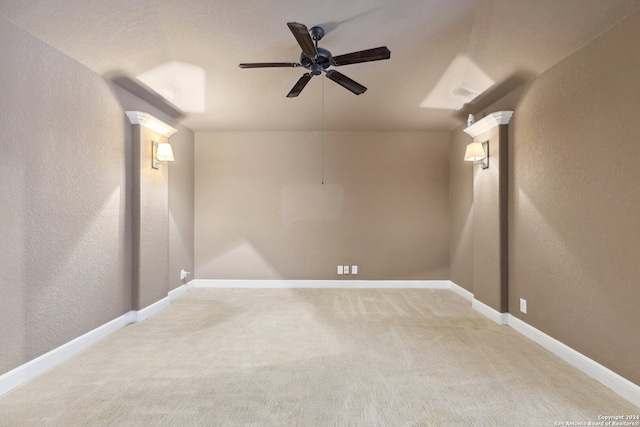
0;288;637;426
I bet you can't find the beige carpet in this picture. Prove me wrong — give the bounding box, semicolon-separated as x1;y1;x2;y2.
0;288;637;426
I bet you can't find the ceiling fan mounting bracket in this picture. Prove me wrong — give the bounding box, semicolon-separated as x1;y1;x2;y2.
310;26;325;42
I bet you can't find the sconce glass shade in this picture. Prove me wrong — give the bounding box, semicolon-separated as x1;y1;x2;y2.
156;142;175;162
464;142;486;162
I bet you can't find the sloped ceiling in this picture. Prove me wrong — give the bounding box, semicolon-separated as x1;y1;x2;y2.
2;0;639;131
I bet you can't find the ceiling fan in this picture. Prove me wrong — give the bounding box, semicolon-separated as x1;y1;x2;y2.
239;22;391;97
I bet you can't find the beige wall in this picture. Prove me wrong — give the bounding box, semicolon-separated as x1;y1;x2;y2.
2;0;637;393
448;126;474;292
112;87;196;298
169;125;195;290
449;9;640;384
0;17;195;376
471;125;508;312
132;125;170;309
0;17;132;373
509;7;640;384
450;88;525;295
132;124;195;307
195;131;450;280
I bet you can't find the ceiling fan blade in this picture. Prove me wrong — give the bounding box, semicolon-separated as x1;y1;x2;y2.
287;22;317;57
287;74;312;98
325;70;367;95
239;62;300;68
332;46;391;66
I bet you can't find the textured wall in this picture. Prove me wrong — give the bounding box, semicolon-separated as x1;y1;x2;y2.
195;131;449;280
0;17;131;374
112;86;195;305
448;128;474;293
472;125;508;312
449;9;640;384
450;123;508;311
449;89;525;295
132;126;170;309
169;125;195;290
508;8;640;384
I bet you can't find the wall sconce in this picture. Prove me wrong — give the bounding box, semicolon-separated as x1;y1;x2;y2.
464;141;489;169
152;141;175;169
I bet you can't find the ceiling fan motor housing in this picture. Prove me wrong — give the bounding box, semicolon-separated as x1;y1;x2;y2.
300;46;333;74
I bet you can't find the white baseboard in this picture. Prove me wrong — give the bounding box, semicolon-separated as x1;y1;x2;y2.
508;315;640;408
168;280;196;301
168;285;186;300
471;298;509;325
0;312;133;396
3;280;638;408
448;281;639;407
132;297;170;323
0;282;197;397
448;281;474;302
193;279;451;289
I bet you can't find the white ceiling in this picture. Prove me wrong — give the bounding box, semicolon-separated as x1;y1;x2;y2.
2;0;639;131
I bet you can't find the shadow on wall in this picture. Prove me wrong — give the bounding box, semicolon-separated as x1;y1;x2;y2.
450;197;473;282
507;62;640;384
23;110;130;359
194;131;450;281
0;15;134;373
511;72;640;303
456;72;533;121
105;71;184;121
167;125;195;290
511;117;640;318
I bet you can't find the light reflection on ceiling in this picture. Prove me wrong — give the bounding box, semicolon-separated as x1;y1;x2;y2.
137;61;206;113
420;54;494;111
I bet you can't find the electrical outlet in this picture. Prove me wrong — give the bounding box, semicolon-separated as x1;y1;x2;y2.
343;266;349;274
337;266;343;275
180;269;190;280
351;265;358;275
520;298;527;314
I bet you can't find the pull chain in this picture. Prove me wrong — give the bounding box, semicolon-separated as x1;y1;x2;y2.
321;75;325;185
